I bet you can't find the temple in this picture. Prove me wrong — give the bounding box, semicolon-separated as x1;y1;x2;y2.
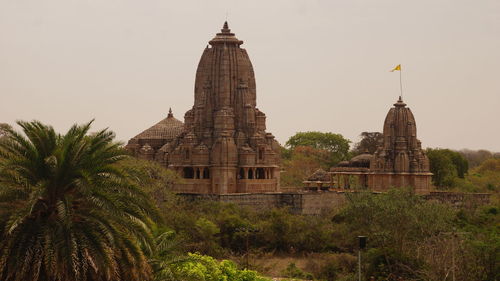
306;97;433;194
127;22;281;194
127;22;432;196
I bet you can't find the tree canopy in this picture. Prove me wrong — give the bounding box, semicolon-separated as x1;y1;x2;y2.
352;131;383;155
0;120;160;281
285;131;350;164
427;148;469;188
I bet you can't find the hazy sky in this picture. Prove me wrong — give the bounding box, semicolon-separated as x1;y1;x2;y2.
1;0;499;151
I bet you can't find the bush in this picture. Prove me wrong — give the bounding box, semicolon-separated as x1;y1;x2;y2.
172;253;271;281
281;262;314;280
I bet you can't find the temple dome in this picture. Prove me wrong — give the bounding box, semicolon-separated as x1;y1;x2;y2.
382;96;417;149
131;108;184;141
372;97;430;174
349;153;373;168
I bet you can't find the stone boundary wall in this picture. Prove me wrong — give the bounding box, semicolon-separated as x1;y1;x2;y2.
178;191;349;215
177;191;491;215
424;191;491;207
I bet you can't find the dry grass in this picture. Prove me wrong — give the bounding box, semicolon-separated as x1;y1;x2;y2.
229;252;356;280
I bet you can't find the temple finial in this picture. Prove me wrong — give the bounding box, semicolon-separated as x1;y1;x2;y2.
168;107;173;118
394;96;407;107
221;21;230;33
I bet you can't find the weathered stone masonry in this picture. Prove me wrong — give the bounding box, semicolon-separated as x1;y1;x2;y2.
127;22;281;194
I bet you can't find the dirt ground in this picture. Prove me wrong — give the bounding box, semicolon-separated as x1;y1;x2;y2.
228;252;357;280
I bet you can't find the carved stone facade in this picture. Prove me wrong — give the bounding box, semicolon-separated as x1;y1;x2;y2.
316;97;433;194
367;97;432;193
127;22;281;194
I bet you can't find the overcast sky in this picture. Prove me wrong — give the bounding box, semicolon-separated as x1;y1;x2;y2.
1;0;499;151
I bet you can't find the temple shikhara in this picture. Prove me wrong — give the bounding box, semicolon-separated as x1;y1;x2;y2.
127;22;281;194
306;97;433;194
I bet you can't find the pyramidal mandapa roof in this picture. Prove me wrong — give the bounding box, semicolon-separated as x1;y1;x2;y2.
132;108;184;140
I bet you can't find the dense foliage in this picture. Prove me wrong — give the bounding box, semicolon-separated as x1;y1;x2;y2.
170;253;270;281
0;121;160;281
156;187;498;281
426;148;469;187
285;131;351;165
425;148;499;193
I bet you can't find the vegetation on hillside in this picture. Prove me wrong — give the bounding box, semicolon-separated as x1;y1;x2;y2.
153;187;498;281
0;122;498;281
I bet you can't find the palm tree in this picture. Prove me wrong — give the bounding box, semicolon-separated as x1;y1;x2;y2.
0;120;160;281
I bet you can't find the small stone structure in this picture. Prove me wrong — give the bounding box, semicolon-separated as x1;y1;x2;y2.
127;22;281;194
303;169;333;191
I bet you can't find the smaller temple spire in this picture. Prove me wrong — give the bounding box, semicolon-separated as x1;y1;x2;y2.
168;107;173;118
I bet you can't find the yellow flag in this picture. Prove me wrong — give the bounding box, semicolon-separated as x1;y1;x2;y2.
390;64;401;72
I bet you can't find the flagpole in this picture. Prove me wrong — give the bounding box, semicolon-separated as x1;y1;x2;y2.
399;65;403;100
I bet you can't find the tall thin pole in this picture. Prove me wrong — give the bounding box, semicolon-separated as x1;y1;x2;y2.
358;250;362;281
452;233;456;281
399;65;403;100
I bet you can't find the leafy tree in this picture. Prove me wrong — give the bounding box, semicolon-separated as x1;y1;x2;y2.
281;132;350;187
0;120;159;281
285;131;351;164
334;189;456;280
352;132;383;155
427;148;469;188
280;146;332;187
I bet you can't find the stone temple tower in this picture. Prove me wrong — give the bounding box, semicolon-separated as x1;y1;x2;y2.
155;22;281;194
368;97;432;193
326;97;432;194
